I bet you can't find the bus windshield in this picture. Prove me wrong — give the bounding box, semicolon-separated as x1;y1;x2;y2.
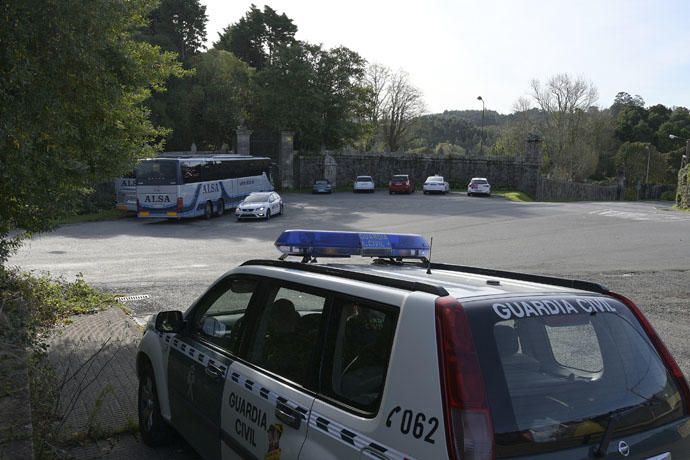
136;160;178;186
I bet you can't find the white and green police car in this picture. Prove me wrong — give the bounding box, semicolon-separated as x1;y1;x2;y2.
137;230;690;460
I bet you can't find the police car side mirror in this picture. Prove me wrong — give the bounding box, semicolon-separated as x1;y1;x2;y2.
155;310;184;333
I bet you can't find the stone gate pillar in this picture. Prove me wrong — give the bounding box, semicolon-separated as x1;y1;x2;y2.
324;153;337;188
236;126;252;155
525;133;543;165
280;131;294;190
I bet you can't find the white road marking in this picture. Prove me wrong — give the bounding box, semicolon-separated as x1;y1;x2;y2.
589;209;690;222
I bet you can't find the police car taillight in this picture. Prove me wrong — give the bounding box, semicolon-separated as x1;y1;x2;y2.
608;291;690;414
435;296;495;460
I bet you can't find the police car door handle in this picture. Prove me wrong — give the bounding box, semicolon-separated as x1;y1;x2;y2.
205;364;223;380
274;403;301;430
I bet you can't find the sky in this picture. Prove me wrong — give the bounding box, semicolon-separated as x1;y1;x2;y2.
202;0;690;115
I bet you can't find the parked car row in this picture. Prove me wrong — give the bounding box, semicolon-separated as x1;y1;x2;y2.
312;176;491;196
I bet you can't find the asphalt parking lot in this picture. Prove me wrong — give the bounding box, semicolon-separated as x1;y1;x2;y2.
9;191;690;457
11;191;690;373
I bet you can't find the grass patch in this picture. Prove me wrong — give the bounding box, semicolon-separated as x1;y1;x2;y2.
494;190;534;202
55;209;130;226
0;269;115;348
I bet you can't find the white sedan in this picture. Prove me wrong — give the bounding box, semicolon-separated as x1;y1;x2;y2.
235;191;283;220
423;176;450;194
353;175;375;193
467;177;491;196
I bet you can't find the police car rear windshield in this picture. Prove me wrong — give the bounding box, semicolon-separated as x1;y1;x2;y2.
463;295;685;457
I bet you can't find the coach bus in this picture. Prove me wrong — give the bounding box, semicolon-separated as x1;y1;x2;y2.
135;154;273;219
114;171;137;212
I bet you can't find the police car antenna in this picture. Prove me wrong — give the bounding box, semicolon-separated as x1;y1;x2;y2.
426;237;433;274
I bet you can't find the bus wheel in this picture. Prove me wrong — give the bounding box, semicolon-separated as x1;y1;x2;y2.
216;199;225;217
204;201;213;219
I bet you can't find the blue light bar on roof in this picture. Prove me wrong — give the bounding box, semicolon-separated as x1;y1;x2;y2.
275;230;430;259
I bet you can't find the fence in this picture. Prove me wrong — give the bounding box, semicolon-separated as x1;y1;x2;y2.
294;152;541;196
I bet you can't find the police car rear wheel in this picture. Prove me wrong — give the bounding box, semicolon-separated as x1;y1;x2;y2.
138;367;172;446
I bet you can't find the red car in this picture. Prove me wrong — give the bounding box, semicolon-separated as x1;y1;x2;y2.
388;174;415;194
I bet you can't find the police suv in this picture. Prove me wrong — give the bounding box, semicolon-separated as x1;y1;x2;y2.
137;230;690;460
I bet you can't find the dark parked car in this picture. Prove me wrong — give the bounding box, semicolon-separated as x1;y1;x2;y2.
312;179;333;194
388;174;415;194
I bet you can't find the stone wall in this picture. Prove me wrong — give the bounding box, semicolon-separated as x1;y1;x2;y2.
295;153;542;196
677;165;690;209
536;178;620;201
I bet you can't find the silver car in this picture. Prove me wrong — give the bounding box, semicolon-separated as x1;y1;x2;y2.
235;192;283;220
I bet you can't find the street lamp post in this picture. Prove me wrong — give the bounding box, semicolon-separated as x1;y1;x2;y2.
477;96;485;156
669;134;689;169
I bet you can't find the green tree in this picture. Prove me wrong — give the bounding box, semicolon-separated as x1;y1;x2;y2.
140;0;208;61
250;42;367;151
215;4;297;70
616;142;667;185
610;92;644;117
0;0;185;262
164;50;253;150
615;104;652;143
250;43;321;147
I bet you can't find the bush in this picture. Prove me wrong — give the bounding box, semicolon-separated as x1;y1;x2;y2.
660;191;676;201
0;268;114;348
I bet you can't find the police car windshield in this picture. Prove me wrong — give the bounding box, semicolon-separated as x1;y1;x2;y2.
464;295;685;457
244;193;270;203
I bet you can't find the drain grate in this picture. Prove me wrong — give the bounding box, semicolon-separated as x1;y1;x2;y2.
115;294;150;303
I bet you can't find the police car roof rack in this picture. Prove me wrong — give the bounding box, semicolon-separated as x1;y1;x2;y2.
421;262;609;294
241;259;450;297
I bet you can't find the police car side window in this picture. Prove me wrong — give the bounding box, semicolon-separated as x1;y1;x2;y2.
325;299;397;413
245;285;326;387
193;277;258;354
544;321;603;373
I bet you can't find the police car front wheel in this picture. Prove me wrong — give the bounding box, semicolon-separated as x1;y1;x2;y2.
138;366;172;446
